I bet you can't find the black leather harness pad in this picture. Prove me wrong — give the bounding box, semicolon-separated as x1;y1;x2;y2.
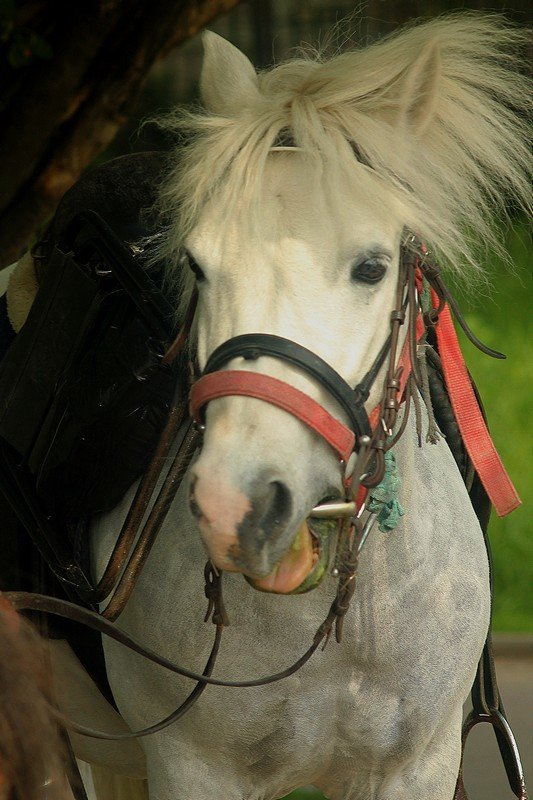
0;216;181;521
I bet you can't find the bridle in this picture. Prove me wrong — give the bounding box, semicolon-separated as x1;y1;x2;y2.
2;231;524;800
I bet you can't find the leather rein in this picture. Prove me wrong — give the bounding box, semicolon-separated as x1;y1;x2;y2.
0;236;518;771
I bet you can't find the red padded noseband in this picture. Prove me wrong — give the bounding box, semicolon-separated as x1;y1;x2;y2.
190;370;356;463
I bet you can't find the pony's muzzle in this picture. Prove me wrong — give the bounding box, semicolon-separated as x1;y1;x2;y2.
188;470;296;578
237;477;293;551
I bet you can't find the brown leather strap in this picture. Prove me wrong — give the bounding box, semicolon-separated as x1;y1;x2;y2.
101;421;200;621
3;586;341;691
90;404;188;606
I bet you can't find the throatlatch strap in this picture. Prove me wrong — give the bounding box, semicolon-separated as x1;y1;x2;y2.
431;291;520;517
190;370;356;463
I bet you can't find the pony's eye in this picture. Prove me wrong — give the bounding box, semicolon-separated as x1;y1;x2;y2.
351;258;387;284
184;251;206;282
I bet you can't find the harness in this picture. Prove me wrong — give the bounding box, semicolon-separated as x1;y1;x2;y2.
0;164;527;799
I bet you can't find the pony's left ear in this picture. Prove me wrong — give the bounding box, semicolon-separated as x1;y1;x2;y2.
200;31;260;115
396;39;441;136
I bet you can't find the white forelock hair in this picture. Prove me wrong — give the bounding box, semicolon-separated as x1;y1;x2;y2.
153;14;531;308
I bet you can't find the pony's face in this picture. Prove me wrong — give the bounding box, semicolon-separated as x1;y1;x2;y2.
187;152;403;591
176;16;531;591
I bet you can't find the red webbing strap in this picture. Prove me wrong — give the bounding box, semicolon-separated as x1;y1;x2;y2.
190;370;356;463
431;290;520;517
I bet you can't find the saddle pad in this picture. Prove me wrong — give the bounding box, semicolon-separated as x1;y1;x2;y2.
0;214;184;520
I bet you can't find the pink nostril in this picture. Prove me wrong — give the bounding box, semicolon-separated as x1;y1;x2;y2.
188;471;252;539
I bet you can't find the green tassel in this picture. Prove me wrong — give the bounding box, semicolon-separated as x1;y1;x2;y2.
367;450;405;533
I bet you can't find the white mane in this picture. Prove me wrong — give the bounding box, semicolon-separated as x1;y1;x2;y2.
156;14;531;302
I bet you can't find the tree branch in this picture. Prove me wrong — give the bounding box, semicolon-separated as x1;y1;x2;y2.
0;0;242;267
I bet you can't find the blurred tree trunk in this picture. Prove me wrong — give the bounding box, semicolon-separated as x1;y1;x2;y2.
0;0;242;268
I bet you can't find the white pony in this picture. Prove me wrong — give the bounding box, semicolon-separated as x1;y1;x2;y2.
85;15;530;800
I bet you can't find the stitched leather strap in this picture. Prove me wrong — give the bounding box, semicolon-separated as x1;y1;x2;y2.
190;370;356;462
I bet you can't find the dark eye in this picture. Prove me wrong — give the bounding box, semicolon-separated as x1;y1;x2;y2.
184;251;206;282
351;258;387;284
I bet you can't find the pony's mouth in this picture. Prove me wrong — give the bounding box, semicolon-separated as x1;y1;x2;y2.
245;515;335;595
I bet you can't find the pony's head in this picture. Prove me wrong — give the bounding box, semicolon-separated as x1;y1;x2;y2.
158;17;530;592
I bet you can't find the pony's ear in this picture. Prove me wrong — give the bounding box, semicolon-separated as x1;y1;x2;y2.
396;39;441;136
200;31;260;115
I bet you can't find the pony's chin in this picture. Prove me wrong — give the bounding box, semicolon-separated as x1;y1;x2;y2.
246;518;333;595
